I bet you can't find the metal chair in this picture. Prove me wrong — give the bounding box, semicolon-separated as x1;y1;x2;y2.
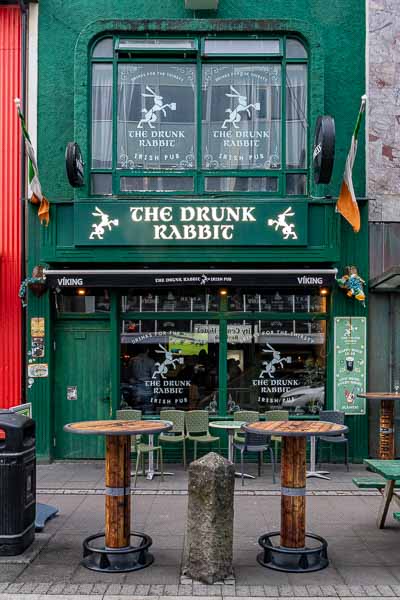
233;430;276;486
185;410;220;461
317;410;349;471
116;409;164;485
264;409;289;463
233;410;259;445
159;409;186;469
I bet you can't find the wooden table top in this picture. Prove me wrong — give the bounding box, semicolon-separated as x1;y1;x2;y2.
244;420;348;437
64;420;172;436
364;459;400;480
357;392;400;400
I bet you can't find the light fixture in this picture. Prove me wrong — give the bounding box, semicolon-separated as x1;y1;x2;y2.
320;288;329;296
185;0;218;9
77;288;87;296
219;288;228;296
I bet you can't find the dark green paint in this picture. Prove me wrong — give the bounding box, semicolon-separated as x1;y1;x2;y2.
29;0;367;461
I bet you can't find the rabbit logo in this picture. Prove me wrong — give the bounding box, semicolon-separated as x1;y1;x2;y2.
137;86;177;129
89;206;119;240
259;344;292;379
267;207;298;240
222;86;260;129
152;344;184;379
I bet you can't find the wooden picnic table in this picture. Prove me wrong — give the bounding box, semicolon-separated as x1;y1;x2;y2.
357;393;400;459
64;419;172;572
244;420;347;572
363;459;400;528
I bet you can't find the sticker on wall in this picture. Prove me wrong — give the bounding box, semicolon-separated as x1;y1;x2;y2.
334;317;366;415
27;363;48;378
31;317;45;338
31;337;45;358
67;386;78;401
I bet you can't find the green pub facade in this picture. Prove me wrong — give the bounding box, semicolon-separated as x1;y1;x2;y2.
28;0;368;461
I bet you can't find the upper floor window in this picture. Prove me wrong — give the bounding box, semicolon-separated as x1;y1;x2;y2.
90;36;308;196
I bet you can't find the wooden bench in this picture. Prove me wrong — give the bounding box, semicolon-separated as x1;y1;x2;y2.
363;459;400;528
353;477;400;489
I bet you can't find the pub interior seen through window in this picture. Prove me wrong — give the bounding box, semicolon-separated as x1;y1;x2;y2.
91;36;308;196
119;288;327;416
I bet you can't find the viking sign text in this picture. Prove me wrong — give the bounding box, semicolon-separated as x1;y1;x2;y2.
75;201;308;246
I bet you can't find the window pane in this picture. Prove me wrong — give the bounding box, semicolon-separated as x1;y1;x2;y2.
120;320;219;414
91;64;113;168
121;289;220;312
91;173;112;195
120;176;194;192
118;39;196;51
286;38;307;59
202;64;281;170
117;64;196;170
204;176;278;192
286;64;307;168
204;39;280;55
57;290;110;313
226;319;326;415
286;173;307;195
92;37;113;58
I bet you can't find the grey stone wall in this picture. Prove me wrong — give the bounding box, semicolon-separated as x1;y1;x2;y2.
368;0;400;221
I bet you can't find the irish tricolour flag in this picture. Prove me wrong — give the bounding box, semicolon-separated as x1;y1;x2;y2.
336;95;367;233
14;98;50;225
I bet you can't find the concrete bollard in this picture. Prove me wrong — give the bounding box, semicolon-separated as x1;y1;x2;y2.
182;452;235;584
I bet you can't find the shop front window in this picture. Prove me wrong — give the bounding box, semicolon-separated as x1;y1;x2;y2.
121;289;220;312
120;319;219;414
227;319;326;415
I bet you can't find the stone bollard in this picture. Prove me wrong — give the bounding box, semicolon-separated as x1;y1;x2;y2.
182;452;235;584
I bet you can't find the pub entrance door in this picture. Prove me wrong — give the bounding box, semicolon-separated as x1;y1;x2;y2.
54;320;111;459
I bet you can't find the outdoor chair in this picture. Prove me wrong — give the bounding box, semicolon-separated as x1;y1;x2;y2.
159;409;187;469
316;410;349;471
264;409;289;463
233;410;259;445
233;430;276;486
185;410;220;461
116;409;164;485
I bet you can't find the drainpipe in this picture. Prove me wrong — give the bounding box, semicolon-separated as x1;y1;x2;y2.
18;0;28;401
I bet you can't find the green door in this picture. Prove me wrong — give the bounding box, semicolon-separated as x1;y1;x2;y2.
54;320;111;459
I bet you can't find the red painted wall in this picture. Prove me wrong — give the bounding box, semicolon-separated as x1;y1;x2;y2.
0;6;22;408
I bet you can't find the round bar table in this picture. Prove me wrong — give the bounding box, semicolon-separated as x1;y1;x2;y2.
357;393;400;459
243;420;348;573
64;419;172;572
209;421;254;479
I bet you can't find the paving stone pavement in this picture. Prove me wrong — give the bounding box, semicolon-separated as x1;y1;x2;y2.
1;463;400;598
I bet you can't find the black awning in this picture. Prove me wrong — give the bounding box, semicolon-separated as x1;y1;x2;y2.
44;268;338;289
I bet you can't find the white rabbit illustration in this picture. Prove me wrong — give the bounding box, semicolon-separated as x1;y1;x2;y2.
221;85;260;129
259;344;292;379
89;207;119;240
152;344;183;379
137;86;176;129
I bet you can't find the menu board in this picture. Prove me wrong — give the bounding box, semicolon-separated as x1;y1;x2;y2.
334;317;366;415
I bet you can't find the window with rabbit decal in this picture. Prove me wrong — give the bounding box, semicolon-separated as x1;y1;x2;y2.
90;36;308;196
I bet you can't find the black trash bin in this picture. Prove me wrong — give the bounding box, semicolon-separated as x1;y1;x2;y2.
0;412;36;555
